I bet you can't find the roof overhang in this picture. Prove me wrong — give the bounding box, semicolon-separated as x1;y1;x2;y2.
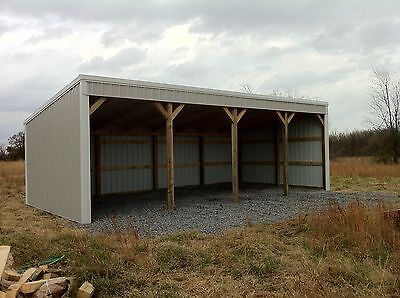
24;74;328;125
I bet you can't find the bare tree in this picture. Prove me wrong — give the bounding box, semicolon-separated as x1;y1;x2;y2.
240;83;253;94
369;69;400;163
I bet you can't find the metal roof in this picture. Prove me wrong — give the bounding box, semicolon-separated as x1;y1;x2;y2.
25;74;328;125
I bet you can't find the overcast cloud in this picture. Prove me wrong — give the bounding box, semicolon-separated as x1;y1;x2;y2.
0;0;400;143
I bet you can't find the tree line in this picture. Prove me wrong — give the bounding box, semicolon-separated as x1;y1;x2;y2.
0;131;25;161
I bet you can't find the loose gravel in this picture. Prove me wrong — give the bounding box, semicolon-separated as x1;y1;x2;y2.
79;183;399;237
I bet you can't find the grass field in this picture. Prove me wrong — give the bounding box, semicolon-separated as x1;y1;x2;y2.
0;159;399;297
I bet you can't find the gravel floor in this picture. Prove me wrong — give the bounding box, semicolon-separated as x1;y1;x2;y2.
79;183;399;237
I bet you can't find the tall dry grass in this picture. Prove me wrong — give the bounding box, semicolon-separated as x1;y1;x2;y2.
0;160;25;195
331;157;400;177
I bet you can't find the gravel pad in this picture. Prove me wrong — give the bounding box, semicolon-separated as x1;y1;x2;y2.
78;184;399;237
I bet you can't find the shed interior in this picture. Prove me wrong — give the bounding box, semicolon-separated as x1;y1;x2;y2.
89;96;325;198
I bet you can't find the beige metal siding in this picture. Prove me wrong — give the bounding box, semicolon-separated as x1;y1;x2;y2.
25;83;85;222
85;78;327;115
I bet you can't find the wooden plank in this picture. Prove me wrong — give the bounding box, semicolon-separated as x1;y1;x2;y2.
100;164;153;171
237;109;247;122
0;246;10;279
242;138;274;144
231;108;239;202
93;130;229;137
2;270;20;282
199;136;204;186
166;103;175;209
77;281;94;298
171;104;185;120
316;114;324;126
20;280;46;294
287;112;296;124
6;267;36;298
89;98;106;115
154;102;169;120
276;111;285;124
204;161;231;166
223;107;234;123
242;160;275;166
152;136;158;190
274;124;280;186
101;140;152;145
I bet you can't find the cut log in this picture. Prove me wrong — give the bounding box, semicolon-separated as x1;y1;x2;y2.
6;267;36;298
2;270;20;282
77;281;94;298
20;280;46;294
0;246;10;278
0;291;6;298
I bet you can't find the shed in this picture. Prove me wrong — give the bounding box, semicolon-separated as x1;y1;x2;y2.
24;74;330;224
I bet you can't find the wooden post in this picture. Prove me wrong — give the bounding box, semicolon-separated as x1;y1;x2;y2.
199;136;205;186
223;107;246;202
316;114;326;189
153;102;185;209
95;135;101;196
274;124;280;186
152;135;158;190
276;111;295;195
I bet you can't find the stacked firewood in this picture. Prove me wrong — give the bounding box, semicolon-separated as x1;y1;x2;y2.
0;246;94;298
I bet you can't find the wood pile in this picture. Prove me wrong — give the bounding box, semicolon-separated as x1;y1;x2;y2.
0;246;94;298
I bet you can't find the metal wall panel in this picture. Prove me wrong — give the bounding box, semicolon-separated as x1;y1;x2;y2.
25;83;84;222
241;126;275;184
99;135;152;194
204;136;231;184
279;116;323;187
157;136;200;188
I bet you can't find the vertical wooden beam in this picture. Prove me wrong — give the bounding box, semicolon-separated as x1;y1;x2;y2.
166;103;175;209
274;123;280;186
283;112;289;195
152;135;158;190
231;108;239;202
95;135;101;196
153;102;185;210
276;111;295;196
199;136;205;186
223;107;246;202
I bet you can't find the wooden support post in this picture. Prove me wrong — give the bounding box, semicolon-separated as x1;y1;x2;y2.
274;123;280;186
223;107;246;202
276;111;295;195
199;136;205;186
316;114;326;189
95;135;101;196
153;102;185;209
152;135;158;190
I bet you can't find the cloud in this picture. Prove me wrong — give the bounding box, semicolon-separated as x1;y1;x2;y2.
79;46;147;73
25;26;72;44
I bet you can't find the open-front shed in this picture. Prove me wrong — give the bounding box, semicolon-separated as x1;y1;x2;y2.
24;74;329;224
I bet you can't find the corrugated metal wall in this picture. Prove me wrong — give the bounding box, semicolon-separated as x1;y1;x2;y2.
92;134;233;194
283;116;323;187
204;136;231;184
158;136;200;188
241;126;276;184
25;83;84;222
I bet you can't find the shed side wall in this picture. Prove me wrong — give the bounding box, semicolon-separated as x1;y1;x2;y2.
25;83;83;222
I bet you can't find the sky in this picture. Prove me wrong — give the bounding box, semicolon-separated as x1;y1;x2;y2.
0;0;400;144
